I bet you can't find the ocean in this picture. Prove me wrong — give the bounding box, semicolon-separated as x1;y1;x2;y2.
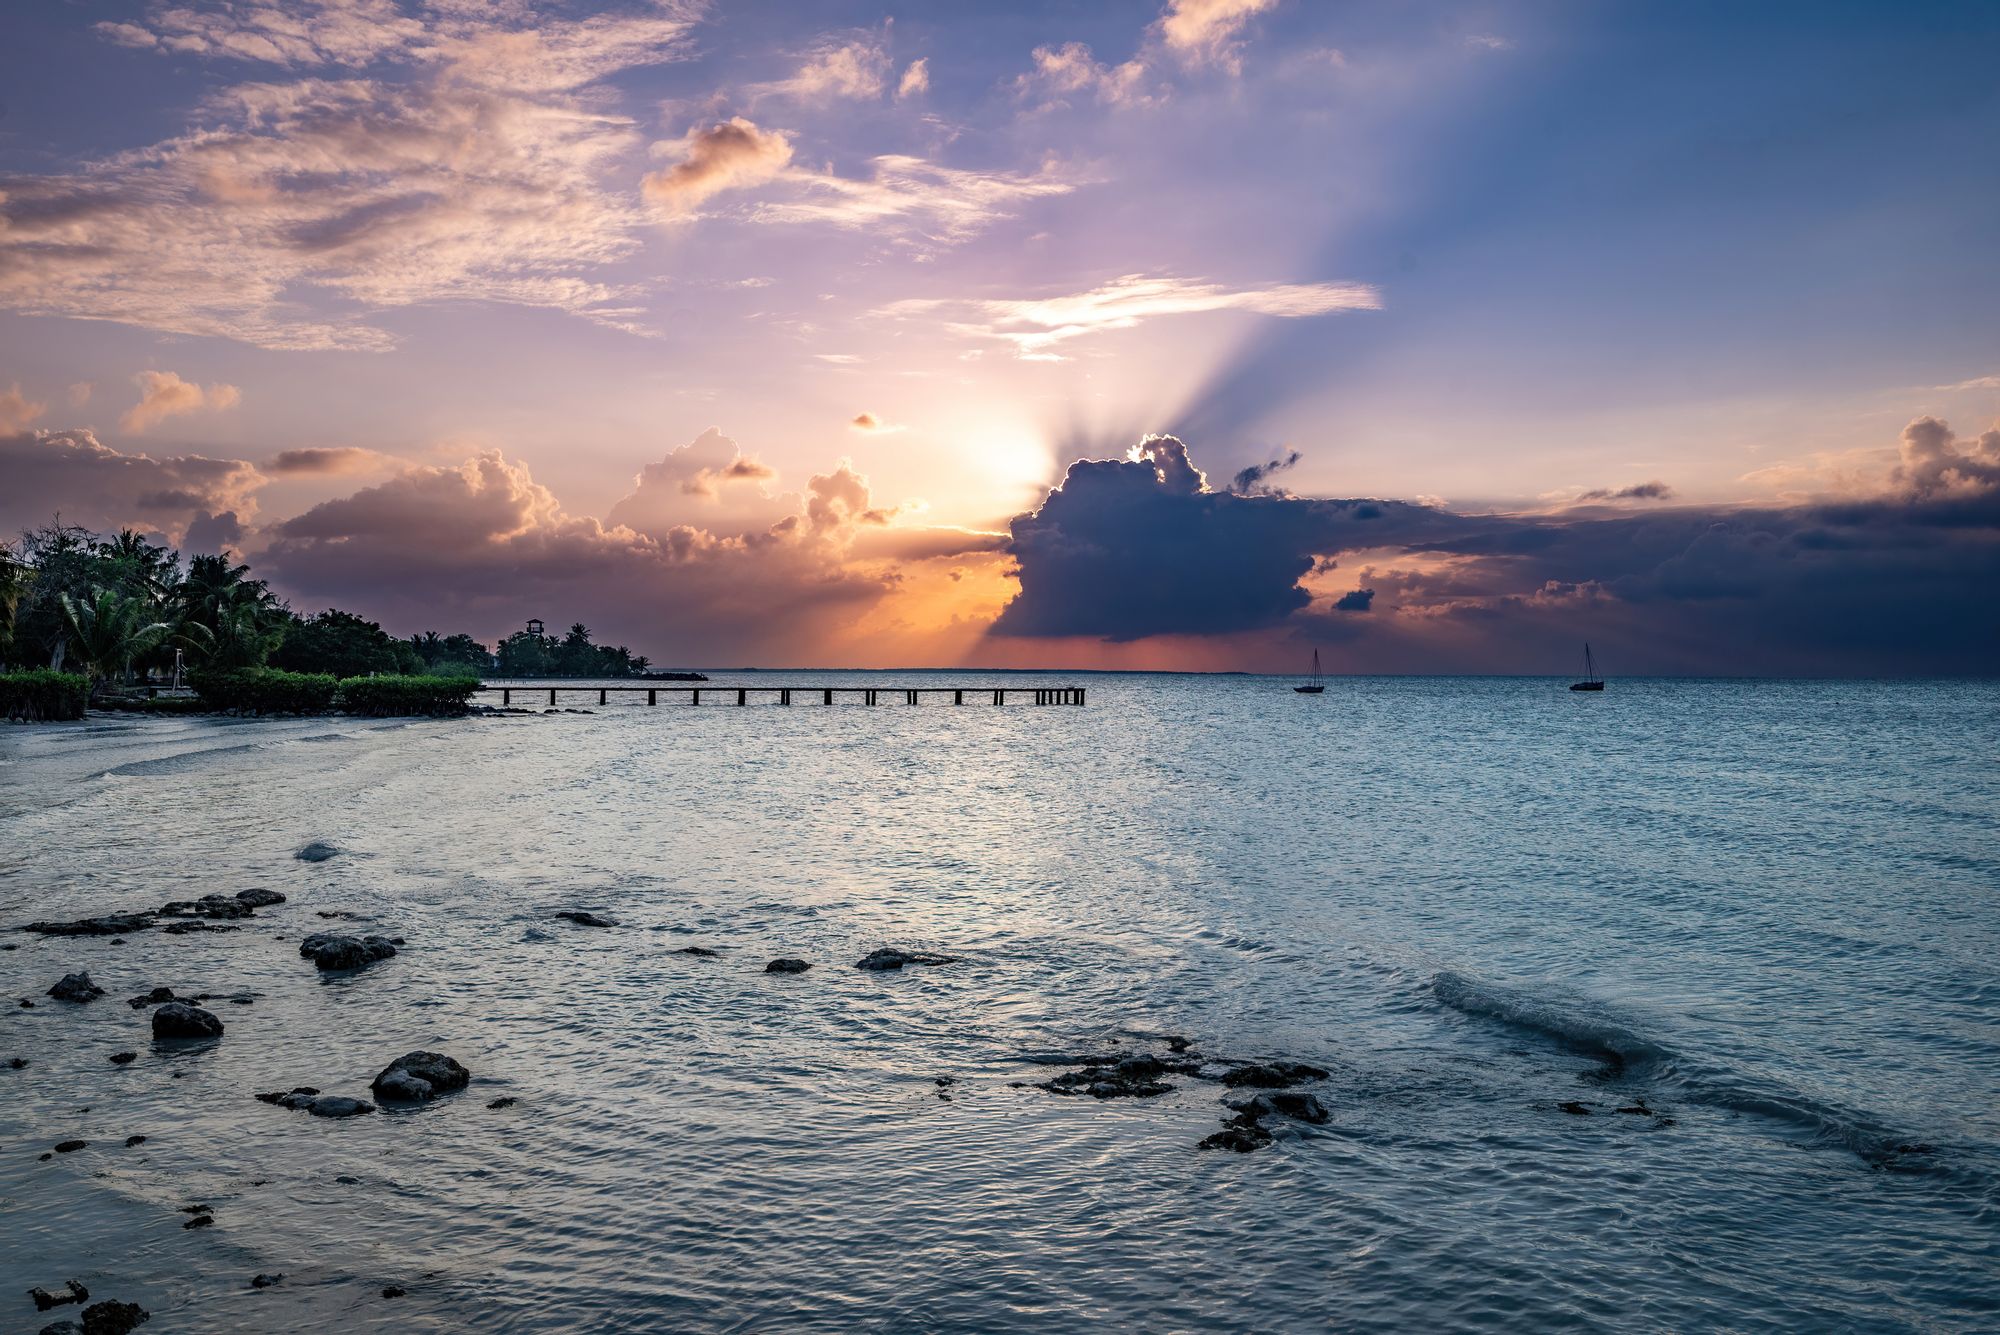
3;673;1997;1332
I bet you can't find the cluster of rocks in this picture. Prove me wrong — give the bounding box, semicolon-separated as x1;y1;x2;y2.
125;986;253;1011
298;932;401;972
1021;1040;1334;1153
22;888;289;943
254;1050;471;1120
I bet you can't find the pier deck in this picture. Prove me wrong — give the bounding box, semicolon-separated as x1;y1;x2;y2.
477;684;1086;707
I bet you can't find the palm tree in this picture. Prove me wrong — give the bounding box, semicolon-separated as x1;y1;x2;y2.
59;588;173;688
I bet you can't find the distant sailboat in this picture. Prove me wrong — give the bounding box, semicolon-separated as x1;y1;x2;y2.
1295;648;1326;694
1569;642;1605;691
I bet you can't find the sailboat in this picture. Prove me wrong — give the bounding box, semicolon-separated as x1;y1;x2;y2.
1295;648;1326;694
1569;642;1605;691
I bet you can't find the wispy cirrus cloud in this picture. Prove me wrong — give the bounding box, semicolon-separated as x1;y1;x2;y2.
1;1;701;350
883;273;1381;359
749;155;1077;242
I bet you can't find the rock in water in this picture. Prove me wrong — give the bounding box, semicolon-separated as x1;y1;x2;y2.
298;933;399;972
21;913;154;937
29;1279;89;1310
151;1002;223;1039
307;1095;375;1118
126;987;176;1009
250;1274;284;1289
235;888;287;908
77;1299;150;1334
54;1139;89;1153
855;947;962;971
1199;1124;1273;1153
47;972;106;1003
370;1051;470;1104
109;1052;137;1065
1217;1061;1330;1089
296;842;341;862
1037;1055;1183;1099
765;958;811;974
554;910;616;927
674;946;720;957
1224;1091;1331;1125
158;894;254;920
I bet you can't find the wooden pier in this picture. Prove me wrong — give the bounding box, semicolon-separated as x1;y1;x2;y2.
478;684;1086;708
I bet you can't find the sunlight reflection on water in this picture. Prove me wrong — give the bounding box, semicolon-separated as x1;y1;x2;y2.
2;674;1997;1332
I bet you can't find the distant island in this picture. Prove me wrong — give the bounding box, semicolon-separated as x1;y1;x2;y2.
0;519;690;722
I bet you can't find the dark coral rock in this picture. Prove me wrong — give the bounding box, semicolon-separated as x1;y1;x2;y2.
1225;1090;1331;1125
54;1139;88;1153
109;1051;137;1065
151;1002;223;1039
250;1274;284;1289
127;987;176;1009
1199;1124;1274;1153
298;932;398;971
78;1299;150;1335
48;972;106;1003
764;958;811;973
855;947;961;971
371;1051;470;1103
1557;1101;1592;1116
29;1279;89;1310
1037;1055;1184;1099
22;913;154;937
554;910;616;927
296;842;342;862
236;888;288;908
673;946;720;957
158;894;254;921
1217;1061;1330;1089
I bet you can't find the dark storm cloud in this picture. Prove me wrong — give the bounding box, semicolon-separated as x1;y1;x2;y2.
1578;479;1674;501
993;431;2000;673
1228;449;1302;495
992;435;1471;641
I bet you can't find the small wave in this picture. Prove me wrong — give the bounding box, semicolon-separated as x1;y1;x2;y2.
1432;970;1670;1077
1431;971;1955;1175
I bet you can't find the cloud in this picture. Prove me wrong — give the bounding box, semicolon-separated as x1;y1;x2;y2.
884;273;1380;358
643;118;796;219
1576;479;1675;503
260;443;908;662
2;3;699;349
1892;415;2000;499
1229;449;1302;494
1154;0;1282;72
0;427;264;542
1465;33;1515;52
120;371;243;433
849;412;903;433
990;427;2000;674
605;427;791;537
267;446;385;476
749;38;892;103
898;58;930;99
0;384;45;433
750;155;1077;243
1014;43;1154;108
68;382;93;408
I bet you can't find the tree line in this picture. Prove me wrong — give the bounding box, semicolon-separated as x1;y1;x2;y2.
0;520;652;688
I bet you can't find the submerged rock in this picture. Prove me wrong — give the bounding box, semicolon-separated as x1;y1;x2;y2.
158;894;254;920
255;1085;371;1116
371;1051;470;1104
109;1051;137;1065
48;972;106;1003
299;932;399;972
855;947;962;971
250;1274;285;1289
76;1299;149;1334
162;921;239;935
673;945;720;958
1217;1061;1330;1089
1557;1101;1592;1116
487;1096;518;1109
764;958;811;974
54;1139;88;1153
124;1135;146;1147
1037;1055;1187;1099
554;910;616;927
1199;1124;1274;1153
1224;1090;1331;1125
127;987;176;1009
9;1056;27;1069
296;842;342;862
21;913;153;937
151;1002;223;1040
235;888;288;908
29;1279;89;1310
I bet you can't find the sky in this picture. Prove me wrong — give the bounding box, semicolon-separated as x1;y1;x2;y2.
2;0;1997;673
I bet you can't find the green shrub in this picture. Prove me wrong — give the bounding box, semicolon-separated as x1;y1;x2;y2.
336;673;480;717
0;670;90;723
190;667;338;715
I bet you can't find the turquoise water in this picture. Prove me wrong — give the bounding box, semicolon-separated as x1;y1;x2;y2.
3;675;1997;1332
